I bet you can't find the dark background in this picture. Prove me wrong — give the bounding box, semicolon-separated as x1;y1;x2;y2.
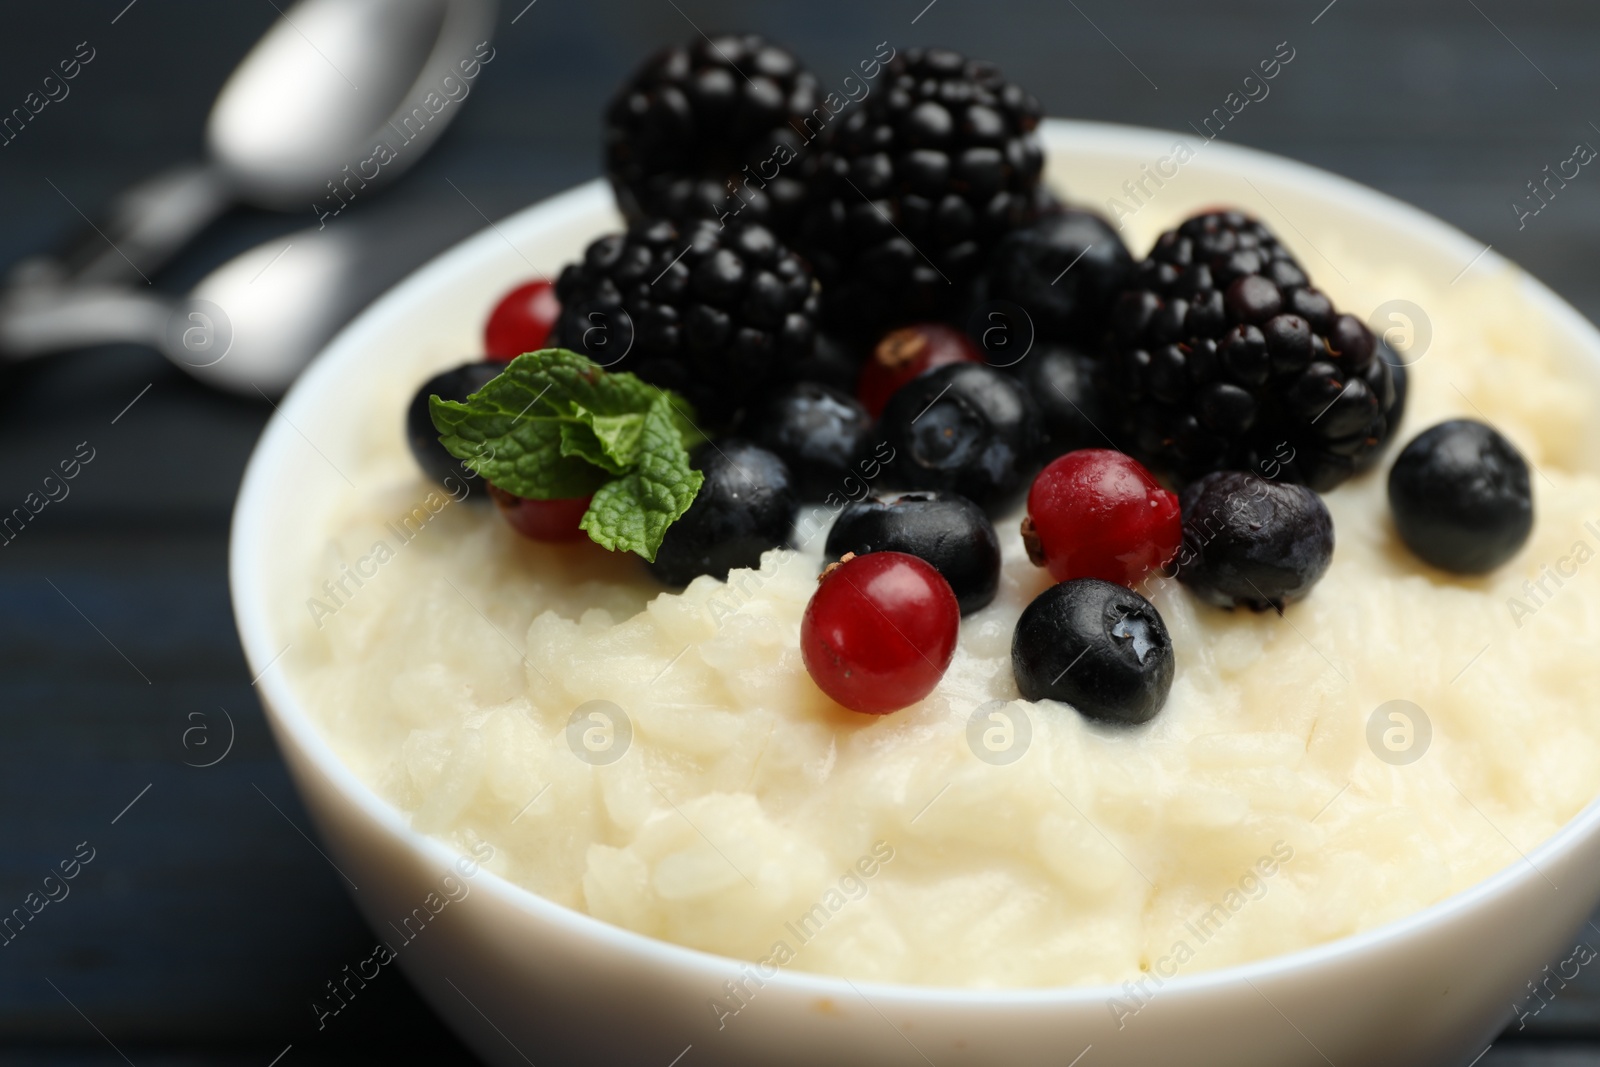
2;1;1599;1064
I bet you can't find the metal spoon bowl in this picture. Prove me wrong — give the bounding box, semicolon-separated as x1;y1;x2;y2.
0;227;358;397
18;0;496;288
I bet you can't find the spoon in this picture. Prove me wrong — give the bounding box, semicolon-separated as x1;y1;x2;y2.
0;226;359;397
12;0;497;289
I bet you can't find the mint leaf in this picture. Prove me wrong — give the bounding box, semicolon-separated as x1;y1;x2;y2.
588;411;648;465
430;349;695;498
579;395;704;560
428;349;705;559
558;420;631;475
429;390;609;499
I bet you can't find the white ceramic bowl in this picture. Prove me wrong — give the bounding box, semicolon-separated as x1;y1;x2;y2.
231;120;1600;1067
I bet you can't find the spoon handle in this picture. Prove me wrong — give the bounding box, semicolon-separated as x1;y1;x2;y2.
0;284;172;359
7;164;233;289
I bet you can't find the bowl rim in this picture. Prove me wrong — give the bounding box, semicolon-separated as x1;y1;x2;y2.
230;116;1600;1008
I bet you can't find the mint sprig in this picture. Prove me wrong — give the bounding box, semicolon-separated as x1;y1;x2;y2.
429;349;705;560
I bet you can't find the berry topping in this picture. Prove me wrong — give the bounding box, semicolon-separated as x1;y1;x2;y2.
605;35;820;236
1011;578;1174;725
872;363;1041;516
985;209;1135;346
549;218;819;425
1023;449;1180;588
1177;470;1334;610
484;279;560;360
1387;419;1533;573
646;439;798;586
790;332;868;395
802;550;960;714
487;485;592;542
799;48;1044;338
1108;210;1404;491
1361;349;1408;470
825;491;1001;615
406;360;502;493
1020;344;1113;462
857;323;983;417
752;382;874;500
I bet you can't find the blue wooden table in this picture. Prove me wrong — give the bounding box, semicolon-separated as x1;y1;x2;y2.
4;1;1600;1063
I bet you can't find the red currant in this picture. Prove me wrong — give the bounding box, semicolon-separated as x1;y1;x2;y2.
856;323;983;417
1023;449;1181;587
488;484;591;542
801;551;959;715
485;280;560;361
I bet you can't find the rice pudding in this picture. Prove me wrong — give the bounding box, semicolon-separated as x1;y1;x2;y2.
277;180;1600;991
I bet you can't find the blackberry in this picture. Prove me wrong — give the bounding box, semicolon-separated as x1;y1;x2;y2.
1362;347;1407;468
605;35;820;237
549;218;819;425
1109;211;1404;491
798;48;1045;339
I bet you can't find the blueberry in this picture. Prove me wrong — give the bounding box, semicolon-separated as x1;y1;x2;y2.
985;209;1135;346
1388;419;1533;573
871;363;1041;516
1177;471;1334;611
825;491;1000;614
1020;344;1111;462
1011;578;1174;725
789;332;866;395
752;382;874;500
406;360;503;496
647;439;798;586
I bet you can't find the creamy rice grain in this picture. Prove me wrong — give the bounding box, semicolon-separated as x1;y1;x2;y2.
285;240;1600;988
